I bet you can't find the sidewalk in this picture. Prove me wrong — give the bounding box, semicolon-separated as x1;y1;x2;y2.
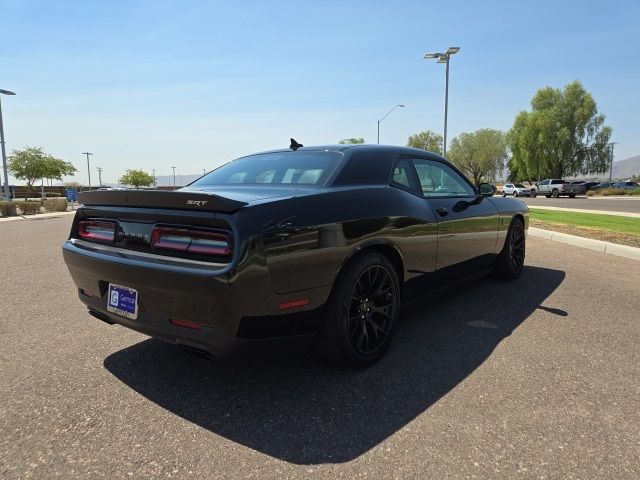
0;210;76;223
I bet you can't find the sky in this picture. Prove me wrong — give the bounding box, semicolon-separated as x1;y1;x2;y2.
1;0;639;185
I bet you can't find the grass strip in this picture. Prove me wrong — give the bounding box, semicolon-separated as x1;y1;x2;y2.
529;208;640;236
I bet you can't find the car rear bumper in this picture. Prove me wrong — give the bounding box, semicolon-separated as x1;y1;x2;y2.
62;239;330;357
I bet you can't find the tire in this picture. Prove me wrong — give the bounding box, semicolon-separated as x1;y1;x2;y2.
530;189;537;198
501;191;506;197
493;218;526;280
569;194;576;198
513;191;518;197
545;194;551;198
551;189;559;198
314;252;401;368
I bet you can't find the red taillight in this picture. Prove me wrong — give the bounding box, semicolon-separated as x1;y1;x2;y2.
151;227;231;256
78;220;116;243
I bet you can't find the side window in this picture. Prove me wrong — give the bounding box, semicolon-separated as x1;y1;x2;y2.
392;159;415;190
411;159;475;197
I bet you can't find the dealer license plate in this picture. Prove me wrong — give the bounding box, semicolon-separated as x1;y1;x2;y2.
106;283;139;320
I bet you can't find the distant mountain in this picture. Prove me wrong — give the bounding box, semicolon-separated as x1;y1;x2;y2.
611;155;640;179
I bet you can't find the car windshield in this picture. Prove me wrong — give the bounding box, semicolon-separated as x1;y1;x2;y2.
191;151;343;187
515;184;526;188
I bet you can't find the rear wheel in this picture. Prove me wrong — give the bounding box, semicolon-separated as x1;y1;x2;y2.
314;253;401;367
513;191;518;197
551;189;559;198
530;189;537;198
493;218;526;280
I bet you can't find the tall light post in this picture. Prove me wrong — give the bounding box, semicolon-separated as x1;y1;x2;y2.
97;167;103;187
0;88;16;200
377;104;405;144
152;169;156;187
171;166;176;188
82;152;93;190
423;46;460;157
608;142;618;191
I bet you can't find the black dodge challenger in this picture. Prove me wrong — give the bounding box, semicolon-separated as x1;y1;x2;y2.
63;143;528;367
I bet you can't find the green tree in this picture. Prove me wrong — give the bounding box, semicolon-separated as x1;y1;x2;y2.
119;169;155;189
406;130;443;155
507;80;612;180
338;137;365;144
43;155;76;185
448;129;507;185
8;147;76;199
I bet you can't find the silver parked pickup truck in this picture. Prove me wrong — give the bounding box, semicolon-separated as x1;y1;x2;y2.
530;179;584;198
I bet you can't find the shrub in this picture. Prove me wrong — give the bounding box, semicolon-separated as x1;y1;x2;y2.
43;198;68;212
0;201;13;216
586;190;595;197
14;200;40;215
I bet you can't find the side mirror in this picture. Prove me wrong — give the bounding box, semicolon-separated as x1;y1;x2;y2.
478;183;496;197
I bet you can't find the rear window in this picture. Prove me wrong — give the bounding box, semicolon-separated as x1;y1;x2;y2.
191;151;343;187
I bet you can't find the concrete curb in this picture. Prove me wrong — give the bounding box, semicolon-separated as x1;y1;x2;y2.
529;227;640;262
0;210;76;223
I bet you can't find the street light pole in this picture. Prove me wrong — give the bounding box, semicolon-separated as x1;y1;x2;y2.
423;47;460;157
0;88;16;201
608;142;618;191
97;167;103;187
152;169;156;187
171;166;176;189
377;104;405;144
82;152;93;190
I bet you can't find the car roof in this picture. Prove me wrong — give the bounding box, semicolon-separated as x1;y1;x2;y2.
243;144;446;161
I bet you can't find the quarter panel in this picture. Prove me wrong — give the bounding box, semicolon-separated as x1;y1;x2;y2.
242;187;438;294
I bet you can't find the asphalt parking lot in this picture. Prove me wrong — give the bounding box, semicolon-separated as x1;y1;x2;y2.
1;215;639;479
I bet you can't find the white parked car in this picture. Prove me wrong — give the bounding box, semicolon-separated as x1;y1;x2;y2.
501;183;531;197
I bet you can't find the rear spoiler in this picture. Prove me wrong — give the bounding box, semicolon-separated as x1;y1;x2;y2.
78;189;248;213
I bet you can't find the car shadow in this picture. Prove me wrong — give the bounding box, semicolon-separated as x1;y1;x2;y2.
103;265;565;464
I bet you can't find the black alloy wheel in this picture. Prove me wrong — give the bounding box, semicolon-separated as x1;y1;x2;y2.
507;220;526;273
493;218;526;280
347;265;398;356
314;253;401;367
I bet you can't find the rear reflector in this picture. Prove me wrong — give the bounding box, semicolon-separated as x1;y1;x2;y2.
78;220;116;243
151;226;231;256
279;298;310;310
170;318;203;330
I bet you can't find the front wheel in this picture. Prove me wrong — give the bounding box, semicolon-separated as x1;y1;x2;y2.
502;191;507;197
493;218;526;280
314;253;401;367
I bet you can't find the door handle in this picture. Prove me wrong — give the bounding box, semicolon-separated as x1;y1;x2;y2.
436;207;448;217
